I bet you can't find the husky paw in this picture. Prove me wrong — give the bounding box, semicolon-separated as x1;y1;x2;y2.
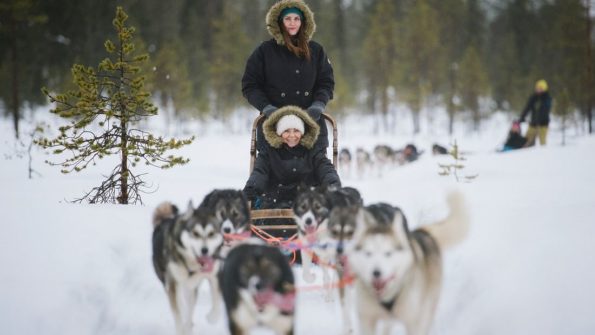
206;310;220;324
303;271;316;283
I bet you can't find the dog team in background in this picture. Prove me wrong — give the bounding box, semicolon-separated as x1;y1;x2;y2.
340;143;441;178
151;186;468;335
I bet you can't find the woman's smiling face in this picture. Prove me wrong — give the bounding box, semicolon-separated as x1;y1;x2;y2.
281;128;302;147
283;13;301;36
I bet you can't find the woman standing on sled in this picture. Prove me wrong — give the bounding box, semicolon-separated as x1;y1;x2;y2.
243;106;340;210
242;0;334;153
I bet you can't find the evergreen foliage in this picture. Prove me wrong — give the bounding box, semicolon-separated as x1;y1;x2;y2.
36;7;194;204
0;0;593;135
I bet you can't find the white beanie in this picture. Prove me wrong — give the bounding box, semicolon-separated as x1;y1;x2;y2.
276;114;305;135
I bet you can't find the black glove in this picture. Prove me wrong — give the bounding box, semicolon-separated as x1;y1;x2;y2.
307;101;325;121
243;186;257;200
262;104;277;118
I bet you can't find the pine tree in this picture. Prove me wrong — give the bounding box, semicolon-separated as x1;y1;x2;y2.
37;7;193;204
153;39;194;124
209;1;250;119
397;0;441;133
362;0;399;131
0;0;47;139
457;46;489;131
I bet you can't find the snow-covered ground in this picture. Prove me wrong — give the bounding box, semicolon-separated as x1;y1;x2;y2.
1;109;594;335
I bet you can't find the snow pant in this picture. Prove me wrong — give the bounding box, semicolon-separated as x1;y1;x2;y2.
525;126;548;146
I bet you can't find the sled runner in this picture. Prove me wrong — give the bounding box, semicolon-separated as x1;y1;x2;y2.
248;113;338;231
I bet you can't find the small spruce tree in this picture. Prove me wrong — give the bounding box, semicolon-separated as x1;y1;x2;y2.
37;7;194;204
438;141;478;183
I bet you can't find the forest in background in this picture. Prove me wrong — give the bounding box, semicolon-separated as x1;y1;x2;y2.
1;0;593;137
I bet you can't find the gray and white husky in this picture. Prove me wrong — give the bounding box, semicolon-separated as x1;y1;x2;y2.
152;201;225;335
293;186;363;334
349;192;469;335
219;241;295;335
198;189;251;256
292;186;362;284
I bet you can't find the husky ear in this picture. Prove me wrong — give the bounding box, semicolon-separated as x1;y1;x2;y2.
182;200;194;220
390;210;411;244
200;190;218;208
353;208;371;242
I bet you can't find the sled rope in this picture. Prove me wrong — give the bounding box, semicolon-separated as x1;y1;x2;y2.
250;225;299;264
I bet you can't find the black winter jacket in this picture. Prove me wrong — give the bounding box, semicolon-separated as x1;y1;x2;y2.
244;144;340;207
520;92;552;126
504;132;527;149
242;39;334;112
243;106;340;208
242;39;334;151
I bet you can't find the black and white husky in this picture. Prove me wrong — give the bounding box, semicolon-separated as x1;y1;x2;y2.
198;189;251;235
292;186;362;284
293;186;362;334
349;192;469;335
338;148;352;178
198;189;251;256
219;242;295;335
151;201;224;335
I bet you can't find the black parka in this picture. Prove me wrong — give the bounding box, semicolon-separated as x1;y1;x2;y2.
244;106;340;208
242;0;334;151
242;39;334;111
520;92;552;126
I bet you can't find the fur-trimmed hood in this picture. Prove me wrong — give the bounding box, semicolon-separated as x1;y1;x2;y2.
266;0;316;45
263;106;320;149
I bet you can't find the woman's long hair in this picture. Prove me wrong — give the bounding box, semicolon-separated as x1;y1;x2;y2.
280;22;311;61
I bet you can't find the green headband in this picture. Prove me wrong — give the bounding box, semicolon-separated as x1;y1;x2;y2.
279;7;304;20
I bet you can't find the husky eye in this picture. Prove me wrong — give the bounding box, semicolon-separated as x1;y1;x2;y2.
192;231;200;238
208;231;215;238
313;203;321;211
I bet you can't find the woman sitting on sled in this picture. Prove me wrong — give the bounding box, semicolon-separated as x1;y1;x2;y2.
243;105;340;210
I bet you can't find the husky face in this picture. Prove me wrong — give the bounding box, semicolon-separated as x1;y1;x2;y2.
339;148;352;162
321;205;361;257
350;210;413;298
201;189;250;235
176;205;224;271
293;186;330;235
238;251;283;293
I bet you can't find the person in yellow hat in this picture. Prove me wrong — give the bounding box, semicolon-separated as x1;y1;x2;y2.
519;79;552;146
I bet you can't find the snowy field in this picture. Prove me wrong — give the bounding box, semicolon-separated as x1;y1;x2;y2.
1;108;594;335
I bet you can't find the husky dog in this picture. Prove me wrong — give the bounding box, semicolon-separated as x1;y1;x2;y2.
198;189;251;235
292;186;362;284
292;185;331;283
355;147;372;179
373;144;396;175
219;242;295;335
349;193;469;335
152;201;225;335
199;189;251;256
293;187;362;334
338;148;352;178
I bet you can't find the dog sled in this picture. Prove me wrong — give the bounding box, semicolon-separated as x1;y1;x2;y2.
249;113;338;234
